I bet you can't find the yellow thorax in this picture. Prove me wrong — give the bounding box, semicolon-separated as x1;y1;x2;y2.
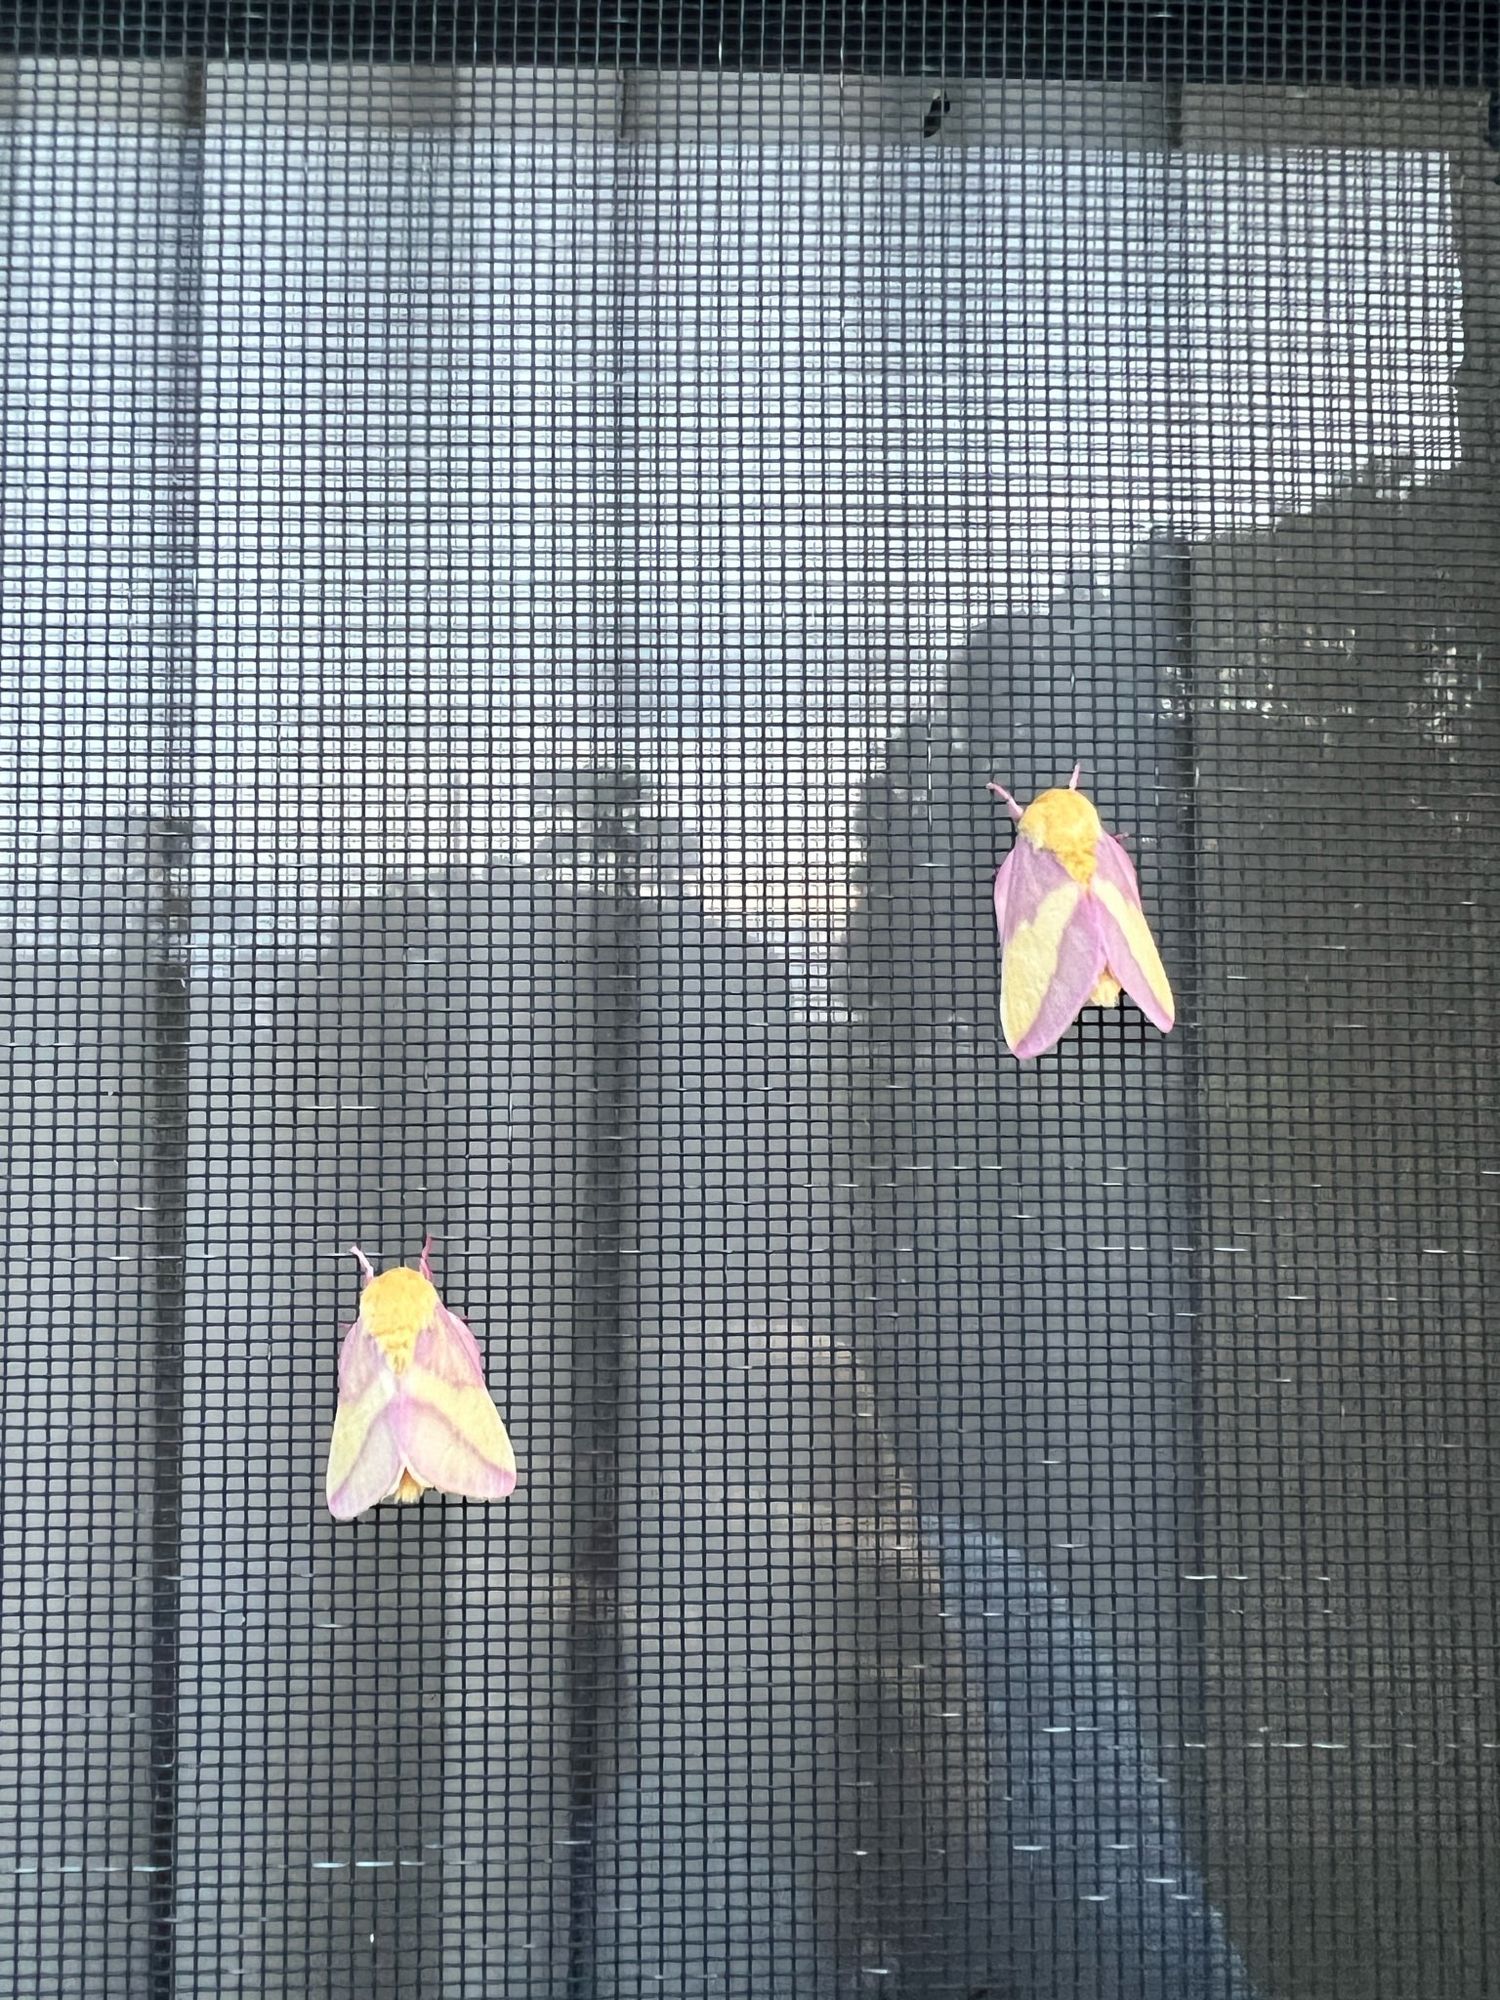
360;1267;438;1374
1018;787;1103;884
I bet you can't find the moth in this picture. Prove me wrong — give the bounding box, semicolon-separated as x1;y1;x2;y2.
988;765;1175;1061
325;1236;517;1520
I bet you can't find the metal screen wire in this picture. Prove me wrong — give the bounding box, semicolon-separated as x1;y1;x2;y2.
2;12;1497;2000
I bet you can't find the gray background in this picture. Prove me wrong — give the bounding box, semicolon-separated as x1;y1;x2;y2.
2;63;1497;2000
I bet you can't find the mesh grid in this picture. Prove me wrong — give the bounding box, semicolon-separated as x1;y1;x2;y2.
2;8;1497;1999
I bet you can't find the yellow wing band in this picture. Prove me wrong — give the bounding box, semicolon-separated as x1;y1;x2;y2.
325;1373;397;1497
1000;881;1082;1050
1093;880;1175;1018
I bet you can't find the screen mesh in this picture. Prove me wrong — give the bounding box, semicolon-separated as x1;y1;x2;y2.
2;9;1497;1999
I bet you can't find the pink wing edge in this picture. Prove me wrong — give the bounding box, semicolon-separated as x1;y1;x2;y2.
1090;833;1175;1034
992;843;1017;935
996;835;1109;1061
990;782;1024;936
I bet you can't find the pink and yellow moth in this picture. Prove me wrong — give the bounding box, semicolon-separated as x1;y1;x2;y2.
325;1236;517;1520
987;765;1176;1061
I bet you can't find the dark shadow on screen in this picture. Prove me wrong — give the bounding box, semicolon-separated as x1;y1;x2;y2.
164;730;1259;1996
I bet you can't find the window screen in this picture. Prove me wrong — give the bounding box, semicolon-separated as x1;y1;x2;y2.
2;8;1497;1999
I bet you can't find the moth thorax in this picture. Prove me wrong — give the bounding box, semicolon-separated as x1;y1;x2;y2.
360;1267;438;1373
1019;788;1103;883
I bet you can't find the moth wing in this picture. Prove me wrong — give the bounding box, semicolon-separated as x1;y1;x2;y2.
326;1321;404;1520
997;838;1108;1060
1090;834;1175;1033
394;1305;518;1502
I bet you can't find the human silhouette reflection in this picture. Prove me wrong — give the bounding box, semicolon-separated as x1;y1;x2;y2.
169;666;1256;1991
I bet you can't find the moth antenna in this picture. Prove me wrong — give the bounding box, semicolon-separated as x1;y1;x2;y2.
986;780;1023;822
1069;763;1081;790
349;1244;376;1285
419;1232;436;1280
